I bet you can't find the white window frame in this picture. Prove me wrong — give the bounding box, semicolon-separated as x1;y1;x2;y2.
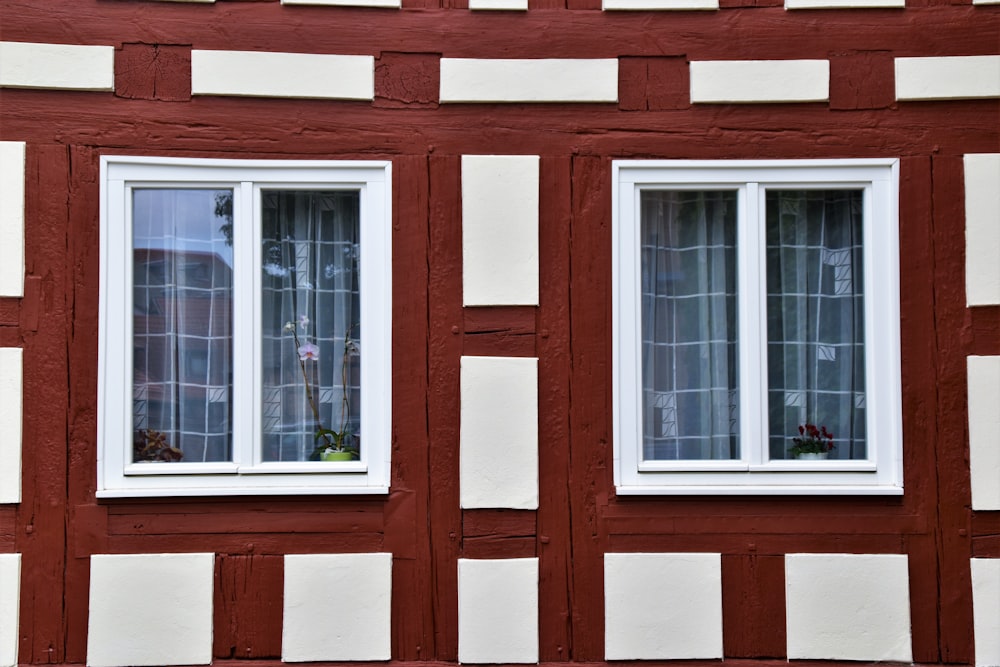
98;156;392;497
612;159;902;495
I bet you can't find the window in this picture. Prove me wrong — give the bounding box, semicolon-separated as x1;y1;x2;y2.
99;157;391;496
612;160;902;494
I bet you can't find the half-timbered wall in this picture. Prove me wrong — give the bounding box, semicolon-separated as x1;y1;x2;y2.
1;0;998;664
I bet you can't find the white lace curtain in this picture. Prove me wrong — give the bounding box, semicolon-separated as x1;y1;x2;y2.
260;190;360;462
132;188;234;463
640;188;866;462
131;188;361;465
641;190;739;461
765;190;866;460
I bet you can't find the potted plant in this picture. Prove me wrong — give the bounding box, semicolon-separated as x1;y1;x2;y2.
134;428;184;462
284;316;359;462
789;423;835;460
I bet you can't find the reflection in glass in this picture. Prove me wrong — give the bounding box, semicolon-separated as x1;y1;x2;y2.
132;188;233;463
260;190;361;462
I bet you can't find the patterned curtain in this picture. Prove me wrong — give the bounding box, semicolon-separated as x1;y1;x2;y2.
260;190;361;462
641;190;739;461
132;188;234;463
765;189;867;460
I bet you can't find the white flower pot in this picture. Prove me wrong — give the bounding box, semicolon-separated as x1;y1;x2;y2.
795;452;828;460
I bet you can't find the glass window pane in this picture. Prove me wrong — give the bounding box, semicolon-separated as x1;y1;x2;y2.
640;190;739;461
765;190;867;460
260;190;361;462
132;188;234;463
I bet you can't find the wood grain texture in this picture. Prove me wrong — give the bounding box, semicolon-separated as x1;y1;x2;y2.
213;555;283;659
567;155;612;661
16;144;71;664
536;155;575;662
426;155;463;661
2;3;998;59
972;512;1000;558
115;43;192;102
388;154;436;660
929;155;976;663
0;508;14;552
462;306;537;357
722;554;786;658
829;50;895;110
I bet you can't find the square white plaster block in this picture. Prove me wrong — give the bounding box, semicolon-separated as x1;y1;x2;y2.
604;552;723;659
458;558;538;663
972;558;1000;667
896;56;1000;101
785;0;903;7
192;50;374;100
87;553;214;667
0;348;22;505
460;356;538;509
0;42;114;91
0;142;25;298
965;154;1000;306
282;553;392;662
282;0;401;6
0;554;19;667
462;155;539;306
469;0;528;9
968;356;1000;510
690;60;829;103
785;553;912;661
603;0;718;9
440;58;618;103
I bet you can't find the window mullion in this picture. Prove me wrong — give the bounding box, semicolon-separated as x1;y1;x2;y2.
232;181;256;469
739;182;768;467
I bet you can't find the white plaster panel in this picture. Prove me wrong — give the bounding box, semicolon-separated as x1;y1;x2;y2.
469;0;528;9
0;554;19;667
282;553;392;662
462;155;539;306
972;0;1000;4
690;60;830;103
0;41;114;91
604;552;723;659
785;553;912;661
896;56;1000;100
785;0;903;7
0;348;22;505
458;558;538;664
0;142;25;298
603;0;718;9
191;50;374;100
282;0;401;6
968;356;1000;510
87;553;214;667
460;356;538;509
965;153;1000;306
440;58;618;103
972;558;1000;667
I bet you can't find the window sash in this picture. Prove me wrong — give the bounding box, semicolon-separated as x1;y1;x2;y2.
612;160;902;494
99;157;391;497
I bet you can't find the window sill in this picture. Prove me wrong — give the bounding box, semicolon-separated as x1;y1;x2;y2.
615;483;904;496
96;482;389;499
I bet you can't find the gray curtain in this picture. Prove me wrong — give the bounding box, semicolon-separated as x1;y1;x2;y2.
765;190;867;460
641;190;739;461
